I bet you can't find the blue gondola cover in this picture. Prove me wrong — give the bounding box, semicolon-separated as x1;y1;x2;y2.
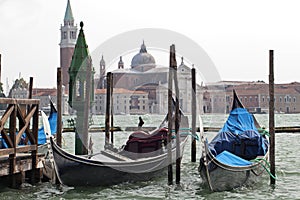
215;150;253;166
209;108;268;160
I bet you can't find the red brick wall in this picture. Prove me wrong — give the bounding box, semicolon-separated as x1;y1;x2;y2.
60;47;74;88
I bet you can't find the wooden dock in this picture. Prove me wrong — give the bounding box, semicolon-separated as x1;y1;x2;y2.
0;153;44;184
0;98;45;188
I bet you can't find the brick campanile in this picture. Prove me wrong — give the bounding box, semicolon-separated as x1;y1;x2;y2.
59;0;77;89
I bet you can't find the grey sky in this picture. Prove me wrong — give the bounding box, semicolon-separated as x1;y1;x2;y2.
1;0;300;94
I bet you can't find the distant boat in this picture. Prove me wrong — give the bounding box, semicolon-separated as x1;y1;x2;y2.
50;111;189;186
199;90;270;191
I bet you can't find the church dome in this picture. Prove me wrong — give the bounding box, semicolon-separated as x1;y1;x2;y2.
131;41;155;70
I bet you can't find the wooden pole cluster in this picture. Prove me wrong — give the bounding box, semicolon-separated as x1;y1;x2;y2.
172;46;181;185
191;67;197;162
57;68;62;147
269;50;276;184
167;44;182;185
167;46;174;185
105;72;112;147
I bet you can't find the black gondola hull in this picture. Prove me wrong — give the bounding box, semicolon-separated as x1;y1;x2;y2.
51;135;188;186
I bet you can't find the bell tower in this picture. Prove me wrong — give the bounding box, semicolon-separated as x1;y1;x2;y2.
118;56;124;69
98;55;106;89
60;0;77;89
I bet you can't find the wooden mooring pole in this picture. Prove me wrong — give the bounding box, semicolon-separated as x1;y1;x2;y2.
269;50;276;184
31;99;40;184
191;67;196;162
9;103;17;187
172;45;181;185
110;74;114;144
105;72;111;147
57;68;62;147
167;45;174;185
28;77;33;99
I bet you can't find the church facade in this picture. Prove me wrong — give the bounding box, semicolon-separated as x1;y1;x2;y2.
96;41;202;115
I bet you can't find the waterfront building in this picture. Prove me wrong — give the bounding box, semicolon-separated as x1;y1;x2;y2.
203;81;300;114
99;42;200;114
93;88;148;115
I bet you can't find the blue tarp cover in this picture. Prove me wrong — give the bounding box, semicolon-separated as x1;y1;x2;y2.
38;111;57;145
220;108;257;134
209;108;268;160
215;150;253;166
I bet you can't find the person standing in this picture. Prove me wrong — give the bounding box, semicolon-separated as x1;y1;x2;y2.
138;116;144;128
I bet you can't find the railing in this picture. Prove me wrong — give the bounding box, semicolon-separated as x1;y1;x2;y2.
0;98;39;175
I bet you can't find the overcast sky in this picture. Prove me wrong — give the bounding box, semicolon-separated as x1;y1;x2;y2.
1;0;300;94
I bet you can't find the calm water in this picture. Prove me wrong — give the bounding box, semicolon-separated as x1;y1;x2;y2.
0;114;299;199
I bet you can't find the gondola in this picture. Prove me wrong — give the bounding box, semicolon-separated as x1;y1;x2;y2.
50;112;189;186
199;90;270;191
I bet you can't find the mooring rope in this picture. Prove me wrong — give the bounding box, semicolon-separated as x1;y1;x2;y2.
257;127;270;137
251;158;278;180
170;128;199;140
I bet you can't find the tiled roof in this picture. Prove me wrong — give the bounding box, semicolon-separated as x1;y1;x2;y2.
32;88;57;96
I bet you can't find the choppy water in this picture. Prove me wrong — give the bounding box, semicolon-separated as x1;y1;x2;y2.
0;114;299;199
